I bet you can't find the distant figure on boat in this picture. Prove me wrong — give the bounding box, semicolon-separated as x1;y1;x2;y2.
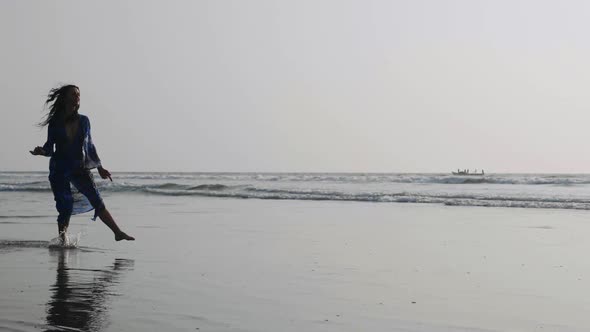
452;168;485;176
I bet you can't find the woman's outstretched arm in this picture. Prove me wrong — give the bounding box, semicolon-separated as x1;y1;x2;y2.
30;124;54;156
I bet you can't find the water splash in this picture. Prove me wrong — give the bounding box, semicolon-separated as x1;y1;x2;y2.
48;232;83;249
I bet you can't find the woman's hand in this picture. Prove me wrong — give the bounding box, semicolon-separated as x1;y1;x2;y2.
29;146;46;156
97;167;113;181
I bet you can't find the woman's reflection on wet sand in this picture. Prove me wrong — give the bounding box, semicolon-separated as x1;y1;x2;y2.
45;249;134;332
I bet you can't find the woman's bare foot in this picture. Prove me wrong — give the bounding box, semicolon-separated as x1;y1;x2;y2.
115;231;135;241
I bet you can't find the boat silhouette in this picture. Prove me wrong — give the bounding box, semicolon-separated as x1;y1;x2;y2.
452;169;485;176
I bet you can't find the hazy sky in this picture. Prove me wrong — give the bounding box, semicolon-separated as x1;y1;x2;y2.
2;0;590;173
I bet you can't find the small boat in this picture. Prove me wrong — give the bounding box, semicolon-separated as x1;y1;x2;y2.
452;169;485;176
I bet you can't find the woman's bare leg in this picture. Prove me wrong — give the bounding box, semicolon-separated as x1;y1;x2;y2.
97;208;135;241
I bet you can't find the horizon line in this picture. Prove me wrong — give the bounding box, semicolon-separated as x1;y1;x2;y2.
3;170;590;175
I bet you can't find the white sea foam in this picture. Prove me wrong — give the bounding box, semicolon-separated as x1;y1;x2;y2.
48;232;83;249
4;172;590;211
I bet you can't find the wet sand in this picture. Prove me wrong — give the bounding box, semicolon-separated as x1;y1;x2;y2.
2;192;590;331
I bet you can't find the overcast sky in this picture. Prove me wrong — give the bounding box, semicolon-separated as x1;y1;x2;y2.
2;0;590;173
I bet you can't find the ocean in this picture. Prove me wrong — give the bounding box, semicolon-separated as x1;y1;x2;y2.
2;171;590;331
3;172;590;211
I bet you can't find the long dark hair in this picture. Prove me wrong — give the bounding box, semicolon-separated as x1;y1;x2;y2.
39;84;79;127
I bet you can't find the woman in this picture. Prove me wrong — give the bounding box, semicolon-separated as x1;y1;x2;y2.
30;85;134;242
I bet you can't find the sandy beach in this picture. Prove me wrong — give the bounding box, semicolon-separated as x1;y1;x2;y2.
2;190;590;331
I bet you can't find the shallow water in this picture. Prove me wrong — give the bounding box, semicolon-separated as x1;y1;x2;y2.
3;188;590;331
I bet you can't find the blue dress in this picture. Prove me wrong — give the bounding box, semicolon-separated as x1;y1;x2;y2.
42;114;105;224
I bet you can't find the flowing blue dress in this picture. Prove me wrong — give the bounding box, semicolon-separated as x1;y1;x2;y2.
42;114;105;224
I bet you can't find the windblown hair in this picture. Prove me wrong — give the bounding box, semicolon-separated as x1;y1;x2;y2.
39;84;79;127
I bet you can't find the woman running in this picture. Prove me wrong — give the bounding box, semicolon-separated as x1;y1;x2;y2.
30;85;134;242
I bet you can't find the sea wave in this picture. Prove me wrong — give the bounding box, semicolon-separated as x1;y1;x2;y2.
4;173;590;210
4;172;590;185
0;183;51;192
131;186;590;210
106;173;590;186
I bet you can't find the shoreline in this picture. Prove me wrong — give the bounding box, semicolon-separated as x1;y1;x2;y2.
2;196;590;330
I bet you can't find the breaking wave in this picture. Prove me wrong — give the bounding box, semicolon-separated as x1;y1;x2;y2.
4;172;590;210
